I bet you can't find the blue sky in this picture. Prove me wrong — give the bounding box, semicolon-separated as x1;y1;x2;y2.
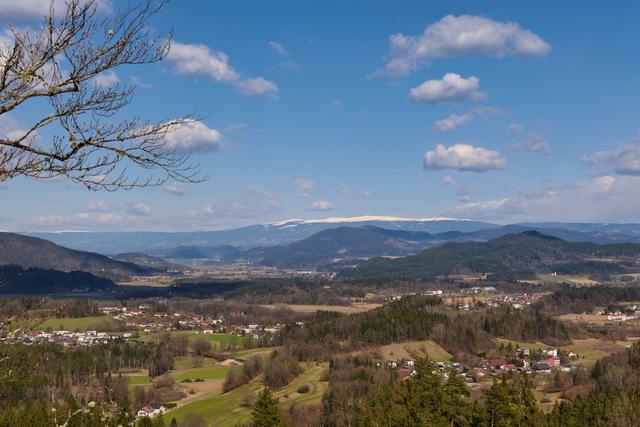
2;0;640;231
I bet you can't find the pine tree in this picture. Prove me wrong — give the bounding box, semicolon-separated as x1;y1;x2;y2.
251;387;285;427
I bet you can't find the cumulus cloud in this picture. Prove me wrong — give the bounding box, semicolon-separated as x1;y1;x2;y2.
127;202;152;216
92;70;120;88
360;189;372;197
424;144;506;172
445;176;640;223
307;200;335;211
167;42;278;98
163;120;223;153
382;15;550;76
581;142;640;176
294;178;314;196
409;73;484;104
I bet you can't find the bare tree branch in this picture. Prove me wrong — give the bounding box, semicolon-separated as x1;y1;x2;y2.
0;0;208;190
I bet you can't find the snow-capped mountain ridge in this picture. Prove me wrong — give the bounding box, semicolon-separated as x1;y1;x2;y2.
267;215;470;227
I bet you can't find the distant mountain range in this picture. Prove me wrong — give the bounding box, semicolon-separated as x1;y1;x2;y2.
0;232;151;279
23;216;640;256
341;231;640;280
25;216;496;254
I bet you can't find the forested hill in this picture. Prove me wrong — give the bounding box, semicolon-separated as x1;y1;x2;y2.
229;226;452;269
0;232;150;279
341;230;640;280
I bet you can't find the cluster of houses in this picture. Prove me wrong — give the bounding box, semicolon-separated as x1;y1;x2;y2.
475;347;578;377
485;293;542;309
135;404;167;419
0;329;131;346
380;346;580;386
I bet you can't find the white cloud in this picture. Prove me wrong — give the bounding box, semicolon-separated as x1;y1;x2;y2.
0;114;39;144
445;176;640;223
360;189;372;197
127;202;152;216
93;70;119;88
294;178;314;196
235;77;279;97
164;183;188;196
424;144;506;172
0;0;111;21
307;200;335;212
409;73;484;103
582;142;640;176
435;112;474;132
167;42;278;98
382;15;550;76
86;199;109;212
435;106;505;133
268;41;299;71
163;120;223;153
268;41;288;57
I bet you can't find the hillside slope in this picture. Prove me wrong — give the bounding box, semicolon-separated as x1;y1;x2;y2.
0;232;150;279
230;226;450;269
341;231;640;280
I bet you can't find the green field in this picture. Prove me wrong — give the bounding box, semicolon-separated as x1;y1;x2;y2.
174;367;230;382
38;316;121;332
169;363;328;426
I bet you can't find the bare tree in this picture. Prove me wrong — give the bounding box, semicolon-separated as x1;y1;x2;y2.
0;0;206;190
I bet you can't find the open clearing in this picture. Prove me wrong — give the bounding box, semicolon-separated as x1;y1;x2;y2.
537;274;600;286
379;340;452;362
259;303;381;314
37;316;121;331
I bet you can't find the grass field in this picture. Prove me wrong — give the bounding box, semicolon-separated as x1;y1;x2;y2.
169;362;328;426
379;340;452;362
259;303;381;314
537;274;600;286
174;367;230;382
37;316;121;331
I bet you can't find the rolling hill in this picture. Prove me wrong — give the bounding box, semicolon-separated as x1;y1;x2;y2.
0;232;151;279
341;231;640;280
228;226;457;269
